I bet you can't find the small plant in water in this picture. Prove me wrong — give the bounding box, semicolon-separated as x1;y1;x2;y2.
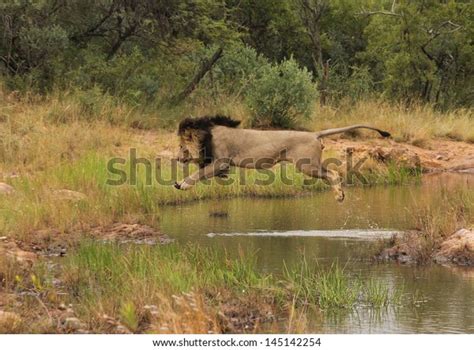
283;259;358;309
316;264;358;309
365;279;390;307
386;163;422;185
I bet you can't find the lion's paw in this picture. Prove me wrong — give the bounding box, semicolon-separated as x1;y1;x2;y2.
174;181;192;190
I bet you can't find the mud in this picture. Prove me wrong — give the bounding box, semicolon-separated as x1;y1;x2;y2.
90;223;174;245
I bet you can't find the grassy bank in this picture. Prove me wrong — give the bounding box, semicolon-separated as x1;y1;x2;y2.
0;90;453;242
1;149;423;243
0;242;410;333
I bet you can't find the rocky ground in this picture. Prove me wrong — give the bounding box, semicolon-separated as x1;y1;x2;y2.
324;138;474;173
433;228;474;266
378;228;474;266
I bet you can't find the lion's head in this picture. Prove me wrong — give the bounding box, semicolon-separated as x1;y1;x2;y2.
177;115;240;167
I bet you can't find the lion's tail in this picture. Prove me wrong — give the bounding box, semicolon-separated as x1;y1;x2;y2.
315;124;391;139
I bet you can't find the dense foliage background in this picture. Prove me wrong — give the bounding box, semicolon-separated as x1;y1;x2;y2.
1;0;472;127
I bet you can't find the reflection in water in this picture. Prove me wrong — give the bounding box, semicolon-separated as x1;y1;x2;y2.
159;174;474;333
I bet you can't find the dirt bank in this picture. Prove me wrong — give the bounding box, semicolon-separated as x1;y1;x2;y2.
0;223;172;260
324;138;474;173
378;228;474;267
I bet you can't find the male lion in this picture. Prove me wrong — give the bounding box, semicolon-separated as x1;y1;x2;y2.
174;115;390;202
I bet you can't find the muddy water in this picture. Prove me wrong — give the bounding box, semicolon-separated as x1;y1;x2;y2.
159;173;474;333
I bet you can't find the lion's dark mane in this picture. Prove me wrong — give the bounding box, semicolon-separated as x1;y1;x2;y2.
177;115;241;167
177;115;241;134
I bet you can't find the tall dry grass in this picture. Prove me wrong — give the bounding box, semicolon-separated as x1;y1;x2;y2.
310;100;474;145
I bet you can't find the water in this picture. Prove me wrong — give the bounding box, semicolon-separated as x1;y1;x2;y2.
159;173;474;333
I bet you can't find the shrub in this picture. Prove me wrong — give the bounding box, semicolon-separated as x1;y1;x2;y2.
66;49;162;106
245;58;317;129
210;45;269;96
191;44;269;101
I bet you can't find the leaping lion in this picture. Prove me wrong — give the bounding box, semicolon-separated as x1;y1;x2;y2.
174;115;390;202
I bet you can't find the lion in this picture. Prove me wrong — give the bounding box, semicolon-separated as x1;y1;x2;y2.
174;115;390;202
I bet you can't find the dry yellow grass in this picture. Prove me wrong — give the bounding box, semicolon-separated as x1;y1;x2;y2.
310;100;474;145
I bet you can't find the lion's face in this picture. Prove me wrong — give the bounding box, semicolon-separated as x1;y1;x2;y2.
177;130;202;164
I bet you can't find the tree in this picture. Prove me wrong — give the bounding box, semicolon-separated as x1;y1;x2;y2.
360;0;472;107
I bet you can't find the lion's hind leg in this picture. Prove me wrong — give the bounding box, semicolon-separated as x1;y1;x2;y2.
296;163;345;202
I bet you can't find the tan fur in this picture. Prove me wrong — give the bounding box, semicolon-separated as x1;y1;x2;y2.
176;124;390;202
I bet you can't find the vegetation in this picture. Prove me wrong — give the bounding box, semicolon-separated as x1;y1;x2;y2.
0;242;412;333
1;0;472;130
245;58;317;128
0;86;469;243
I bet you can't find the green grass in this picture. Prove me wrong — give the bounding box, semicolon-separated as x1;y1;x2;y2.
63;242;272;296
59;242;409;313
386;163;422;185
316;264;359;309
283;258;404;310
365;279;391;307
49;242;280;332
283;259;356;308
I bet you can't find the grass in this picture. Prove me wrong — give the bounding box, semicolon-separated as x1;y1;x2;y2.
386;163;422;185
365;280;391;307
0;146;419;243
0;241;414;333
317;265;360;309
407;186;473;262
310;100;474;145
283;258;403;310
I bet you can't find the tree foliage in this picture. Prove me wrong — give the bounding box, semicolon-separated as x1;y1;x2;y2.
0;0;472;118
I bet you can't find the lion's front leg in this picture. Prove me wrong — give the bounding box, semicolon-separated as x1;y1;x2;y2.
174;160;229;190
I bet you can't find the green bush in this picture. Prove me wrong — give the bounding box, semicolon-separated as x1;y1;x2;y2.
327;65;375;104
210;45;269;96
66;49;162;106
245;58;317;129
190;44;269;102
